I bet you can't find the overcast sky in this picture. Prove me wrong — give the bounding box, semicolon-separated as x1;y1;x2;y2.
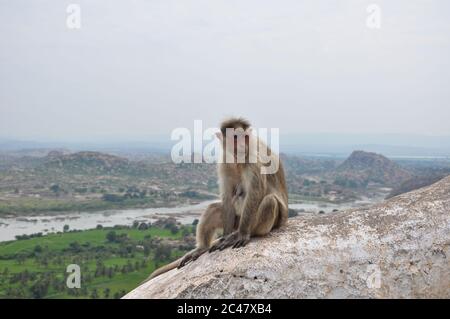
1;0;449;141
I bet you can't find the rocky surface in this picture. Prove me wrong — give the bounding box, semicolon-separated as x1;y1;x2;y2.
124;176;450;299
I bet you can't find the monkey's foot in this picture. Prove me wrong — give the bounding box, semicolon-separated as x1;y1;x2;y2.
208;237;225;253
209;238;227;253
178;248;206;268
209;232;250;251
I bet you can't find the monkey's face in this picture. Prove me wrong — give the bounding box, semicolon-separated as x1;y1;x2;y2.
217;128;251;163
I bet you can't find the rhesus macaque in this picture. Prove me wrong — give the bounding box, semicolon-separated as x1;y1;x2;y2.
143;118;288;282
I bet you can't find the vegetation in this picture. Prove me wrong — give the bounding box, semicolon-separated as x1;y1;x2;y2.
0;151;217;216
0;221;196;299
0;197;162;215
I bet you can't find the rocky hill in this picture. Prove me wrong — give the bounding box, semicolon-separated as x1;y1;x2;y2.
124;175;450;299
387;173;449;199
333;150;412;187
42;151;131;174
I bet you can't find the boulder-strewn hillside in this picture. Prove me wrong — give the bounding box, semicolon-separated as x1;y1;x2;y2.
124;175;450;299
333;150;412;187
43;151;131;174
387;173;449;199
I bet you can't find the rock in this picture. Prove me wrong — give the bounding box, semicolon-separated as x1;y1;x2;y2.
124;176;450;299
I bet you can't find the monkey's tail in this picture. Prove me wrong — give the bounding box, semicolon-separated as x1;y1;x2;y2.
140;257;182;285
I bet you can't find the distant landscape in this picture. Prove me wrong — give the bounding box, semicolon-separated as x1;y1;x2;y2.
1;143;450;298
1;144;449;216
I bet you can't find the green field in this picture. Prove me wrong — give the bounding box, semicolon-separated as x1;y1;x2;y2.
0;223;195;299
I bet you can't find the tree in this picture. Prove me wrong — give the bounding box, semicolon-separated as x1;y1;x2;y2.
154;245;171;262
68;241;81;253
50;184;60;193
169;224;179;235
103;288;111;298
34;245;43;254
182;227;190;238
106;267;114;278
106;231;117;243
126;260;134;272
139;190;147;198
63;224;70;232
144;244;151;257
138;222;148;230
90;288;98;299
102;193;123;202
95;261;106;277
16;254;26;265
30;279;49;299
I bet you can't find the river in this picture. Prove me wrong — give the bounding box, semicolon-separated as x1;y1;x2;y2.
0;200;217;242
0;198;382;242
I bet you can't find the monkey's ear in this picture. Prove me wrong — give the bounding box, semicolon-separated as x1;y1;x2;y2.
215;132;223;141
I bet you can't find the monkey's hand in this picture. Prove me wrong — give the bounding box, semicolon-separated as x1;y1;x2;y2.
209;231;250;252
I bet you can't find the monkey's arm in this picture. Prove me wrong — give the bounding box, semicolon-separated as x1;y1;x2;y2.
220;178;237;236
211;170;264;251
222;194;236;236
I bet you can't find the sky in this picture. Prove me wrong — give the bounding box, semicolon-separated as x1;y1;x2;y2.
1;0;450;141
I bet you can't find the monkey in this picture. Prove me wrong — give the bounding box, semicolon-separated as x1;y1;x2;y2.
208;117;288;251
142;117;288;282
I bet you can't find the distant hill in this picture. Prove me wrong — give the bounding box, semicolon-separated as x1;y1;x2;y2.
10;148;71;158
42;151;131;174
333;150;412;188
280;153;338;175
387;171;450;199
